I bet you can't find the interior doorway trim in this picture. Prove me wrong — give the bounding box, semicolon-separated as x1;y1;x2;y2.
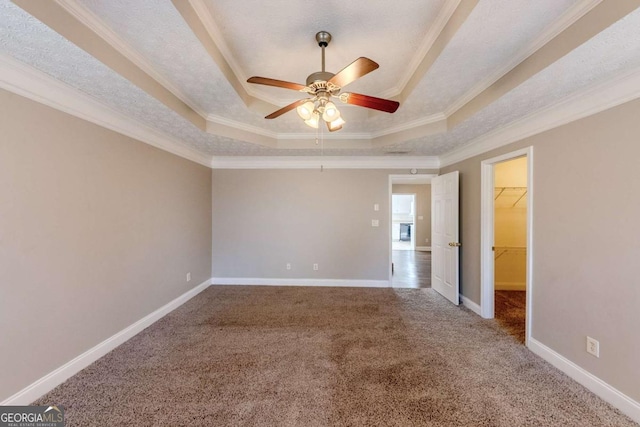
480;147;533;346
388;174;437;282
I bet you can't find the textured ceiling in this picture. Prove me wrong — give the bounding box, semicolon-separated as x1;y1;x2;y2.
202;0;447;102
1;0;639;158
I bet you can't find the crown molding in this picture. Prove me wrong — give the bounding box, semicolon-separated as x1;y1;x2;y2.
371;113;447;138
277;132;373;141
439;65;640;167
207;114;278;139
443;0;602;118
54;0;210;120
0;53;212;167
205;113;447;143
206;114;383;141
211;156;440;170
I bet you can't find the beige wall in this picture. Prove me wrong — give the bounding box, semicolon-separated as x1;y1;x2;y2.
0;89;212;401
392;184;432;246
211;169;434;280
494;158;527;289
441;98;640;402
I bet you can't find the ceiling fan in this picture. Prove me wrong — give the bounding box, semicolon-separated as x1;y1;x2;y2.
247;31;400;132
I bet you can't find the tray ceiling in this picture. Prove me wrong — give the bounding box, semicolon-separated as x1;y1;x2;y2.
1;0;640;162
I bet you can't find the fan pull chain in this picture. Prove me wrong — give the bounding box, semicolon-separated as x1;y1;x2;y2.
319;122;324;172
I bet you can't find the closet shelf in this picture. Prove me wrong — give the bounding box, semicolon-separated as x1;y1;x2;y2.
493;246;527;260
494;186;527;207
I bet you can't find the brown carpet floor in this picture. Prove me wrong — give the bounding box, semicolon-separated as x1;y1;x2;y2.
494;290;526;344
34;286;636;426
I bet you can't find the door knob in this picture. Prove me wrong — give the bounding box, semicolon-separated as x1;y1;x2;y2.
448;242;461;247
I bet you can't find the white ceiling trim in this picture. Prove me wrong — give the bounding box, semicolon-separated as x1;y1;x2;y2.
0;53;212;167
207;114;278;139
371;113;447;138
269;112;447;141
55;0;209;120
439;64;640;167
210;156;440;170
277;132;373;141
205;112;448;143
443;0;603;117
207;114;374;141
378;0;461;99
390;174;436;185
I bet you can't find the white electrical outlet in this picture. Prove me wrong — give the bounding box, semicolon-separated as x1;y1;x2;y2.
186;272;191;282
313;263;319;271
374;203;379;211
371;219;379;227
286;263;291;270
586;336;600;357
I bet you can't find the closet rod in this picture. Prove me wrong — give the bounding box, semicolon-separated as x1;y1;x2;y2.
512;190;527;207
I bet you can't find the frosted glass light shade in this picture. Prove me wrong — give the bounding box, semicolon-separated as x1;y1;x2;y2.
322;101;341;122
328;116;345;131
304;112;320;128
296;101;315;120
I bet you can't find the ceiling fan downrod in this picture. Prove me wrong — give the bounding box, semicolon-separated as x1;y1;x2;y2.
306;31;335;86
316;31;331;72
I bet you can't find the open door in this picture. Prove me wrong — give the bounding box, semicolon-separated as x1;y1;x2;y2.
431;171;460;305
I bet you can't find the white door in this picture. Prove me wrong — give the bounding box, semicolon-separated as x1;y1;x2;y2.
431;171;460;305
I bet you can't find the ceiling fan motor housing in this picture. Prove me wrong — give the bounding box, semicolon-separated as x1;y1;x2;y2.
306;71;335;86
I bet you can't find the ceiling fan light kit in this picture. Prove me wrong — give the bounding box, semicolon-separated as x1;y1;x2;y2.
247;31;400;132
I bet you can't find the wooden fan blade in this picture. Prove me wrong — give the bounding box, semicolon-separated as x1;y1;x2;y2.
265;99;308;119
328;57;379;88
247;76;307;91
342;92;400;113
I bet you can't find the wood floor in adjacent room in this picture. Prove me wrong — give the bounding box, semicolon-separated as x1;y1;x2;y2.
34;286;635;426
392;250;431;288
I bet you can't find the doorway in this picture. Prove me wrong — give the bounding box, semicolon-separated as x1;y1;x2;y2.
480;148;533;346
388;174;435;288
392;194;416;251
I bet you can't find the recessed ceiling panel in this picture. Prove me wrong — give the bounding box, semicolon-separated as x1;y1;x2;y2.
205;0;447;100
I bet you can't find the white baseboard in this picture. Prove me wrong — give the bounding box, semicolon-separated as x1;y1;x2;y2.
495;281;526;291
211;277;391;287
460;295;481;315
0;278;212;406
528;338;640;423
415;246;432;251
